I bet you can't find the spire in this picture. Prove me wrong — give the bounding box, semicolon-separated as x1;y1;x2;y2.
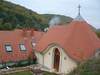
75;5;84;21
78;4;81;16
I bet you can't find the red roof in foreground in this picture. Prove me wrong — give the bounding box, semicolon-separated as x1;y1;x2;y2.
0;29;44;62
36;20;100;62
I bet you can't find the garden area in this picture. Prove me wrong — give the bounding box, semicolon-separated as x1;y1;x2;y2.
0;63;57;75
5;71;57;75
5;71;33;75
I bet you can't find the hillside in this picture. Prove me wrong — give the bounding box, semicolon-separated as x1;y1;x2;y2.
0;0;72;31
42;14;73;25
95;29;100;38
69;58;100;75
96;28;100;32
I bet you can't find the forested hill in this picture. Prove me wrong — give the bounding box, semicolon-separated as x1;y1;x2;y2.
42;14;73;25
0;0;72;31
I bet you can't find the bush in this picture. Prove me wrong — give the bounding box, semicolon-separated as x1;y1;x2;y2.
0;59;37;69
69;58;100;75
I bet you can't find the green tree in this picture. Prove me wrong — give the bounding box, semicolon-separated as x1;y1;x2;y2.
3;23;13;30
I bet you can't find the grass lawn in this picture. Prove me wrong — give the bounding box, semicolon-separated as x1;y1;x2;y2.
5;71;33;75
5;71;57;75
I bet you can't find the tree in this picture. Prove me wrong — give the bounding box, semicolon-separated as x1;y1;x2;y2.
0;0;4;2
3;23;13;30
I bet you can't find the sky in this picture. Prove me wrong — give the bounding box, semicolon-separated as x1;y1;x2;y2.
6;0;100;29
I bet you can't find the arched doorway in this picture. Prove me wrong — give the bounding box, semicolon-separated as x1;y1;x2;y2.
53;48;60;72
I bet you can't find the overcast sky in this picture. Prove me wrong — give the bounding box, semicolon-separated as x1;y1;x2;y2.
6;0;100;29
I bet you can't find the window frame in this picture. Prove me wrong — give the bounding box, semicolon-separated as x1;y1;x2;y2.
5;43;13;52
19;44;27;51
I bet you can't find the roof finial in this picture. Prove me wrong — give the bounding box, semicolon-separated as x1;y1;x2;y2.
74;4;84;21
78;4;81;16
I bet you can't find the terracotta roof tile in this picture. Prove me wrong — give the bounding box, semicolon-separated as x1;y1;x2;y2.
36;20;100;62
0;29;44;62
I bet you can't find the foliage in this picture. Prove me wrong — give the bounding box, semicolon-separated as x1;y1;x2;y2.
96;31;100;38
14;59;37;67
69;58;100;75
0;59;37;69
42;14;73;25
0;1;72;31
0;0;48;30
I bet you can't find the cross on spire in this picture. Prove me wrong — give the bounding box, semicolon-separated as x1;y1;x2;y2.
78;5;81;16
75;4;84;21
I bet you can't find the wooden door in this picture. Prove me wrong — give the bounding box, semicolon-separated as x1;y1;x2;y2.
54;48;60;72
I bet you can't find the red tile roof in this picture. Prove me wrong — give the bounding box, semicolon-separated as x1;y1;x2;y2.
0;29;44;62
36;20;100;62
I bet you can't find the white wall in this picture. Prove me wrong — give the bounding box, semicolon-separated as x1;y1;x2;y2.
35;51;43;65
60;48;77;74
43;47;54;70
43;45;77;74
